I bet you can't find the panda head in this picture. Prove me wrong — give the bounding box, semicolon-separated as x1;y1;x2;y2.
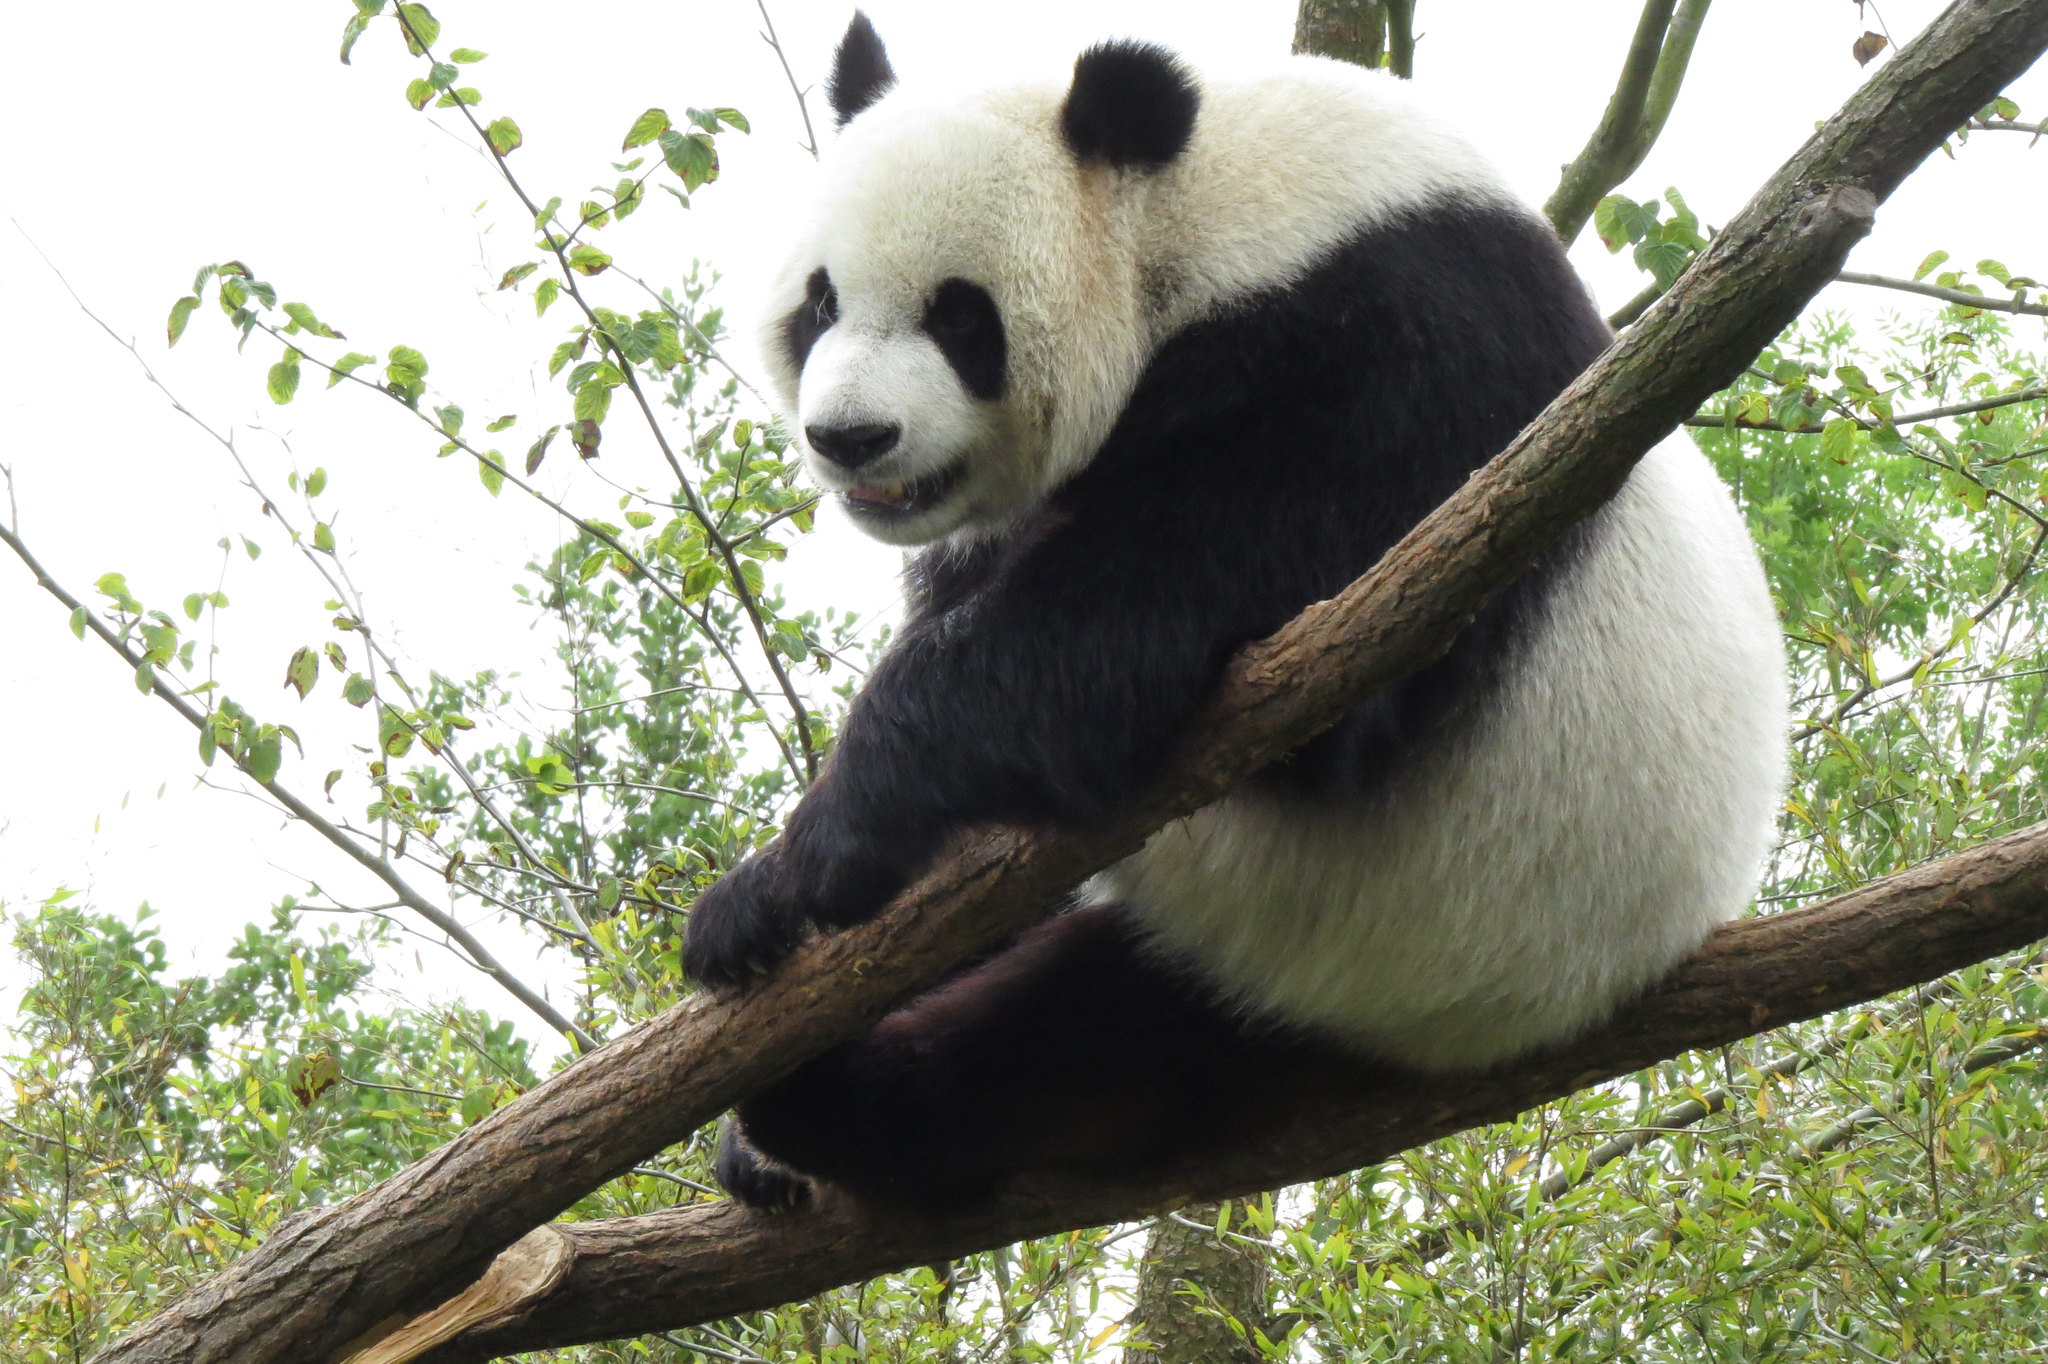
763;14;1201;546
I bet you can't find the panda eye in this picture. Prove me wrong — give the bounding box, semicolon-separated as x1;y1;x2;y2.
805;268;840;326
924;279;994;338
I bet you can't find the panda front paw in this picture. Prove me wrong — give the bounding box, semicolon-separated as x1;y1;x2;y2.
684;849;806;988
715;1118;813;1212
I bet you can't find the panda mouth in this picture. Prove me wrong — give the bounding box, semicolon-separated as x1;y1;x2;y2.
840;461;965;517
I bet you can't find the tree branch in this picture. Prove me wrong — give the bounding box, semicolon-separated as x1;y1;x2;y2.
91;3;2048;1362
0;495;595;1053
410;820;2048;1360
1544;0;1712;244
1837;269;2048;315
1686;384;2047;432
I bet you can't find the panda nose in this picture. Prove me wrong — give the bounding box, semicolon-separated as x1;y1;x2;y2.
805;422;901;470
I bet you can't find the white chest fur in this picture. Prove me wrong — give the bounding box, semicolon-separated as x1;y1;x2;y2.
1101;438;1787;1071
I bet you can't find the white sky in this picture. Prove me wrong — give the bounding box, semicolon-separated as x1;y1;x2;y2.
1;0;2043;1047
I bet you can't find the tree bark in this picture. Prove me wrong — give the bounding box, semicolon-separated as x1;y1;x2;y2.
1293;1;1388;69
1122;1205;1270;1364
93;3;2048;1362
420;818;2048;1360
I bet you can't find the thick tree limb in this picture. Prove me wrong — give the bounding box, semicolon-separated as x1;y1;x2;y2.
418;819;2048;1361
1545;0;1712;244
93;3;2048;1363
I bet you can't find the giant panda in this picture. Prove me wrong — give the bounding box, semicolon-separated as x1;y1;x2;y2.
683;14;1788;1210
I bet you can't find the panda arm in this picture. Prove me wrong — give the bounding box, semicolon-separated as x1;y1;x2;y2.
683;512;1291;984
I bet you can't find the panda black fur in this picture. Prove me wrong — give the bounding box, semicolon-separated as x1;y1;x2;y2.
683;17;1788;1210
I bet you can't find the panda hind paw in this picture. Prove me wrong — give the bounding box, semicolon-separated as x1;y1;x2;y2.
715;1120;814;1213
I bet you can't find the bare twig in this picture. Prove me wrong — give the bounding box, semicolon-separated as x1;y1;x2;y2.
756;0;820;160
1836;269;2048;315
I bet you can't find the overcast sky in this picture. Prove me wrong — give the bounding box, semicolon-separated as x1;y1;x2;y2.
2;0;2043;1044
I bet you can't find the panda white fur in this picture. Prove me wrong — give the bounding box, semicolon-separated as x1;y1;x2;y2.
684;14;1788;1209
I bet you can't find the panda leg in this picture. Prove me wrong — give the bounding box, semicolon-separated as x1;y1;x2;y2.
721;902;1378;1210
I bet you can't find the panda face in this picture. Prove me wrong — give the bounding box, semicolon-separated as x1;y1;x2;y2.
766;93;1154;547
783;256;1014;546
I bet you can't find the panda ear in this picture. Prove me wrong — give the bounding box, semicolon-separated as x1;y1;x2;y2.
828;12;897;127
1060;40;1200;171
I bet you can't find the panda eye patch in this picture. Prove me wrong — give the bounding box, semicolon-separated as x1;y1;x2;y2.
783;266;839;371
922;278;1006;402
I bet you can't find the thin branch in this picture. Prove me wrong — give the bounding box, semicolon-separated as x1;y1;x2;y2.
386;5;821;783
1836;269;2048;315
0;497;595;1054
1685;383;2047;432
756;0;819;160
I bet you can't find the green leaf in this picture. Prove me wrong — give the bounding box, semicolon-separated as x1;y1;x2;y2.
1819;417;1862;465
343;673;375;707
526;425;559;474
497;262;539;291
623;107;671;150
339;12;370;63
713;106;750;134
249;730;283;783
449;46;486;62
198;724;218;767
658;129;718;191
405;77;434;111
534;277;560;316
313;522;336;552
486;414;516;432
435;403;464;436
478;460;505;497
305;467;328;498
267;348;302;405
1913;249;1950;281
329;351;377;387
533;195;562;228
566;244;612;277
486;116;522;155
574;381;612;424
134;661;155;694
167;295;199;346
283;301;342;338
397;2;439;53
68;605;88;640
242;536;263;560
182;593;204;621
284;646;320;699
597;878;622;910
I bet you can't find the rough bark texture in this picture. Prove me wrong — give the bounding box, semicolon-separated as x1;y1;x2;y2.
94;4;2048;1363
1292;1;1389;68
419;820;2048;1361
1123;1204;1271;1364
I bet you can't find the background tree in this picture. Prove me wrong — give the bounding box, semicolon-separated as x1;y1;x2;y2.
3;2;2047;1363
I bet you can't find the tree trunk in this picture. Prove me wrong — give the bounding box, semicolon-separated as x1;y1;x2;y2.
1293;1;1387;68
1123;1204;1270;1364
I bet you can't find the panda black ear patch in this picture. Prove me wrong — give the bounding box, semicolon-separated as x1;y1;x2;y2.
1060;40;1199;171
828;12;897;127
